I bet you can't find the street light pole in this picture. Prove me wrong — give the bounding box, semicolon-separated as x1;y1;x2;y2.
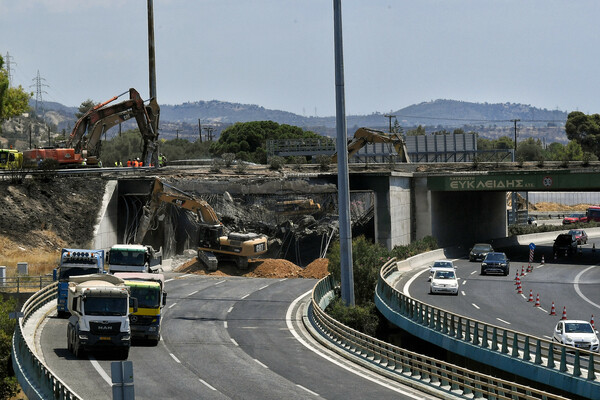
511;119;520;161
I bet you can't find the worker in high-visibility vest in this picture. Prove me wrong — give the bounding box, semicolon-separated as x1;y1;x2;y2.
127;159;132;167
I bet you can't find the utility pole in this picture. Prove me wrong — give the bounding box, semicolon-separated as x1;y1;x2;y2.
511;119;520;161
175;128;181;140
384;114;396;133
203;126;214;142
198;119;202;142
4;52;15;87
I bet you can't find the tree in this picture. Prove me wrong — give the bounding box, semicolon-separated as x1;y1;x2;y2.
516;138;543;161
75;99;96;119
0;297;18;399
565;111;600;158
0;54;32;124
406;125;426;136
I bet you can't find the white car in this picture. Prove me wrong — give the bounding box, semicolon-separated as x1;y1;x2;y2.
428;260;455;281
429;269;459;295
553;320;599;352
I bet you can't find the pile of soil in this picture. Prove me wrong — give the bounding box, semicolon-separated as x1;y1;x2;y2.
532;202;592;212
175;257;329;279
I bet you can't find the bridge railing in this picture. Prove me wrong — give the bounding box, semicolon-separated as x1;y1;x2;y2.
11;281;81;400
375;258;600;400
0;275;54;293
308;272;571;400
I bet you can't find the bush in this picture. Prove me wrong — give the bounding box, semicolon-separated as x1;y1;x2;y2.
35;159;60;182
235;160;248;174
268;156;285;170
221;153;236;167
325;298;380;336
0;297;18;400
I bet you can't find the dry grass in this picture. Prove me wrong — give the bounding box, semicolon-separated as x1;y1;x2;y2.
0;235;61;277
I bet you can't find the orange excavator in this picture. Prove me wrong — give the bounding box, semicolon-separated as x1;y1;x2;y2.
23;88;159;168
136;178;268;271
331;127;411;163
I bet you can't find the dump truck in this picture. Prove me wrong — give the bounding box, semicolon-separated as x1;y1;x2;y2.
107;244;163;274
53;248;105;317
114;272;167;345
66;274;136;359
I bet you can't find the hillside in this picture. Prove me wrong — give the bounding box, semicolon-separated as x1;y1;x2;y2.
0;98;569;146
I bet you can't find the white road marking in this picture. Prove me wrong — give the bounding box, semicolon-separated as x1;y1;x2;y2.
241;293;250;300
224;321;228;329
180;274;193;278
472;303;480;310
462;280;467;285
520;294;527;300
227;306;234;313
537;307;547;313
215;280;225;285
230;338;238;346
286;291;426;398
168;302;177;309
470;271;477;275
199;379;216;391
170;353;181;363
89;356;111;385
254;359;269;368
165;278;175;283
297;384;319;396
258;285;269;291
461;291;466;296
574;265;600;309
402;267;428;297
496;318;511;325
188;290;199;296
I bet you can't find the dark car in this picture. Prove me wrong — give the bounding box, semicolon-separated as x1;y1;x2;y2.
553;233;578;256
568;229;588;245
562;213;585;225
469;243;494;262
481;252;510;276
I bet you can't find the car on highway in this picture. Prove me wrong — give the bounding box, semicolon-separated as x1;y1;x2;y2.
568;229;588;245
429;269;459;295
428;260;455;281
562;213;586;225
527;216;538;226
553;233;578;257
468;243;494;262
552;320;599;352
480;252;510;276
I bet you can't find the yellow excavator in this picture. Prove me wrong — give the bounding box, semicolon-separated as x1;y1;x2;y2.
136;178;268;271
331;127;411;163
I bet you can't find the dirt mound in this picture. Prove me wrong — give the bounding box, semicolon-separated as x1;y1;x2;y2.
532;202;592;212
175;257;329;279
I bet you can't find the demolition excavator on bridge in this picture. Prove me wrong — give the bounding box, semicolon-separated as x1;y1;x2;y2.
331;127;411;163
135;178;268;271
23;88;159;168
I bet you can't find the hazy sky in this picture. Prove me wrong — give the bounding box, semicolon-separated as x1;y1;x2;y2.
2;1;599;117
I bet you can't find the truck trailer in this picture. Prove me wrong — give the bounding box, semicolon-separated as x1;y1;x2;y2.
53;248;105;317
66;274;137;359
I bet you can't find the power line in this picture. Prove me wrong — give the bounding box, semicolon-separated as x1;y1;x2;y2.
393;114;564;124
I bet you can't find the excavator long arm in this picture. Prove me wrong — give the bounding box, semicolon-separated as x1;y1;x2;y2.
135;178;222;244
67;88;159;165
331;127;411;163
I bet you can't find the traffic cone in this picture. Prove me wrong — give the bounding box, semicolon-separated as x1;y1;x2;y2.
517;282;523;294
561;306;567;320
527;263;533;273
515;275;521;286
515;271;520;283
541;255;545;265
534;293;540;307
550;302;556;315
592;315;595;329
521;266;525;276
528;290;533;302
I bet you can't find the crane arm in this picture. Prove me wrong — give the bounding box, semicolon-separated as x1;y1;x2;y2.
331;127;410;163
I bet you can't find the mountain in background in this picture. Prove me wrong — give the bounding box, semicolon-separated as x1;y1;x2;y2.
4;98;569;144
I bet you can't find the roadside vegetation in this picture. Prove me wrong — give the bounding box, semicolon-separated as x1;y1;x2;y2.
0;297;18;400
325;235;437;337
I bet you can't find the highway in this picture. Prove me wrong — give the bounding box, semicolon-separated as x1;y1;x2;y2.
40;274;440;400
398;238;600;342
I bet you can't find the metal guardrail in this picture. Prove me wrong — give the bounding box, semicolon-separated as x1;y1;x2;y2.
0;275;54;293
308;272;571;399
375;258;600;400
11;281;81;400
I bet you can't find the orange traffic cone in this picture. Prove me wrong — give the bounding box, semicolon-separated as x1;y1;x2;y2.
534;293;540;307
517;282;523;294
515;271;519;283
527;263;533;273
521;266;525;276
592;315;595;329
561;306;567;320
515;275;521;286
550;302;556;315
541;255;545;265
528;290;533;302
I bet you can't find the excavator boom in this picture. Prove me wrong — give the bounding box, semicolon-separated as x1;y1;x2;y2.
331;127;411;163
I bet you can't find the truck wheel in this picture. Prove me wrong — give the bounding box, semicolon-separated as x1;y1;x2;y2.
119;348;129;360
74;342;84;359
